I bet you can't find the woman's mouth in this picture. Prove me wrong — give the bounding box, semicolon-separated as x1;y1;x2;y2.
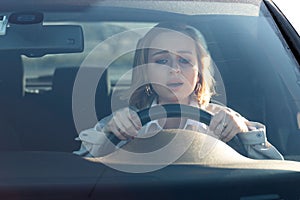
166;82;184;89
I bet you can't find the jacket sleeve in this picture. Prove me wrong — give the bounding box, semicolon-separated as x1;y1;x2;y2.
73;114;118;157
237;121;284;160
206;103;284;160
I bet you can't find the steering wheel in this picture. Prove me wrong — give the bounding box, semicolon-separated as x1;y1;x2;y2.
107;104;212;145
101;104;250;170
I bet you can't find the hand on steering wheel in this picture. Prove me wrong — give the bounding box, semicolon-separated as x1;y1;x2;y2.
103;107;142;140
104;104;212;145
208;109;249;142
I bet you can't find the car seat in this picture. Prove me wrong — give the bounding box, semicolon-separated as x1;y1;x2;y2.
0;52;24;150
21;66;111;152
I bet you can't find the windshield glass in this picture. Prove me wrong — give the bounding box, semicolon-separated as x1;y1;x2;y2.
2;0;300;170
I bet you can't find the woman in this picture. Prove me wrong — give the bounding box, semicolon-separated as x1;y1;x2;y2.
74;22;283;160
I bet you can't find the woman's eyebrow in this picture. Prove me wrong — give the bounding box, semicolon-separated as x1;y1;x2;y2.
151;50;193;56
177;50;193;55
151;50;169;56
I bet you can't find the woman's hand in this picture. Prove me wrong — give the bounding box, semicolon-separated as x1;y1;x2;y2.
208;109;249;142
103;107;142;140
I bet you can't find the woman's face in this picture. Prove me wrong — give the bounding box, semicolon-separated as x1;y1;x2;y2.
147;31;200;104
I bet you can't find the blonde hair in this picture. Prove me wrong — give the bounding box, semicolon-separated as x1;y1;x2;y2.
124;22;215;110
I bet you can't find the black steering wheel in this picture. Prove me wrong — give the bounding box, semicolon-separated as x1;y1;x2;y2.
103;104;249;166
107;104;212;145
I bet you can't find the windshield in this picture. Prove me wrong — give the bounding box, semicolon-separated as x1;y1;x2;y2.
1;0;300;171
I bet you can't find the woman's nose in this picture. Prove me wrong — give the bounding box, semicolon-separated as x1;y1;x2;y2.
169;59;181;73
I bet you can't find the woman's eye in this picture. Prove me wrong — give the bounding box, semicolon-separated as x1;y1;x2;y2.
155;59;168;65
179;57;191;64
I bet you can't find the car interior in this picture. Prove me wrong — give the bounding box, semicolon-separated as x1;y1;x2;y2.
0;12;299;159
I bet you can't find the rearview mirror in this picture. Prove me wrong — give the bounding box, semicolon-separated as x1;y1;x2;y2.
0;12;83;57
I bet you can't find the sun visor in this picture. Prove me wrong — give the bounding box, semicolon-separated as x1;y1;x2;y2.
0;12;84;57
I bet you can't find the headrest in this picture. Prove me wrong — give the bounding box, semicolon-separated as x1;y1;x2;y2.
0;52;24;103
52;66;110;101
51;67;111;120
